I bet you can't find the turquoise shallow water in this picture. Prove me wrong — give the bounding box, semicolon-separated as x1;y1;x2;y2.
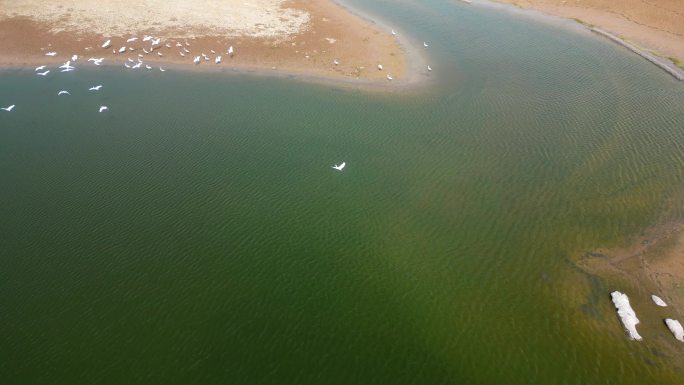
2;1;684;384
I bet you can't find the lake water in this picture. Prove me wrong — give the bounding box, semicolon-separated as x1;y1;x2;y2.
2;1;684;384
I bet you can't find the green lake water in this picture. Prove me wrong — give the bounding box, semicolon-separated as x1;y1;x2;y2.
2;1;684;383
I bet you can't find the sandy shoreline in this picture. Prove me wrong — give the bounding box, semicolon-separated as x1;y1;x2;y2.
0;0;421;88
492;0;684;79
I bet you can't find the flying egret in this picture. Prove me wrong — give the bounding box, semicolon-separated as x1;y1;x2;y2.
35;65;46;71
391;29;396;35
99;106;108;113
1;105;15;112
71;54;78;61
215;55;222;64
59;60;71;69
143;48;149;54
333;59;339;65
143;35;152;42
427;65;432;71
89;85;103;91
45;51;57;56
151;38;161;46
61;68;75;72
132;62;142;69
37;70;50;76
58;90;70;95
332;162;346;171
423;42;429;47
124;63;131;69
145;65;152;69
387;74;393;81
159;67;166;72
102;39;111;48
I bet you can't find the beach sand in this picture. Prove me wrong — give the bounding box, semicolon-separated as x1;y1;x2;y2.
0;0;407;82
494;0;684;69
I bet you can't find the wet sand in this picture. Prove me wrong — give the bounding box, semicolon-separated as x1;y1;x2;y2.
493;0;684;71
0;0;409;84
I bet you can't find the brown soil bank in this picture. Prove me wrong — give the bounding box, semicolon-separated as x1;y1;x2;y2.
0;0;406;82
494;0;684;69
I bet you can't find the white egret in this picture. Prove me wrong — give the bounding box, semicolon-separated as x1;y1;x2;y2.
210;49;216;54
391;29;396;35
159;67;166;72
124;63;131;69
193;56;201;64
157;52;163;57
183;47;190;53
37;70;50;76
143;35;152;42
423;42;429;47
228;46;234;56
126;37;138;43
71;54;78;61
58;90;70;96
215;55;222;64
61;68;75;72
118;46;126;53
46;51;57;56
143;48;149;54
132;62;142;69
102;39;111;48
145;65;152;69
89;85;103;91
333;59;339;65
387;74;393;81
427;65;432;71
332;162;346;171
377;64;383;71
99;106;108;113
59;60;71;69
1;105;15;112
35;65;46;71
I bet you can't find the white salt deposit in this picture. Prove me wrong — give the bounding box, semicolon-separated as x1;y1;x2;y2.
0;0;310;38
665;319;684;342
651;294;667;307
610;291;642;341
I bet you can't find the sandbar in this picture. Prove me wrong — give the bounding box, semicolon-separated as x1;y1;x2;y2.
0;0;409;85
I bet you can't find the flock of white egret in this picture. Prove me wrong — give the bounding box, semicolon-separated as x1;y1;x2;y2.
1;34;243;114
3;30;432;175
